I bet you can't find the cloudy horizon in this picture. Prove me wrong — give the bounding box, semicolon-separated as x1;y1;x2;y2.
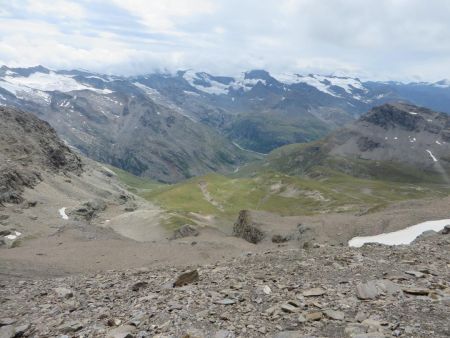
1;0;450;81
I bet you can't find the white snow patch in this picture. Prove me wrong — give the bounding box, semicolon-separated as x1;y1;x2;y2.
183;90;200;96
349;219;450;247
182;71;267;95
1;71;112;94
315;75;367;94
409;111;418;115
0;80;51;104
134;82;197;122
273;74;367;98
183;71;229;95
233;141;267;156
435;140;442;145
394;137;398;140
426;149;438;162
59;207;69;220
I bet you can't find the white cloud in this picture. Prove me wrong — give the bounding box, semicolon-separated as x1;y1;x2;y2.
0;0;450;81
26;0;86;20
110;0;217;33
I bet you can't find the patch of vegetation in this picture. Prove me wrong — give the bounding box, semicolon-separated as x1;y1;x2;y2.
226;113;330;153
108;165;163;193
142;170;450;226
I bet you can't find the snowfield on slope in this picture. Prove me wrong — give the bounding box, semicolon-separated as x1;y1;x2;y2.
348;219;450;247
0;71;112;94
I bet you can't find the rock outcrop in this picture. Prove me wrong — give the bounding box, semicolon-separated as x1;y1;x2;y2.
233;210;265;244
0;106;83;204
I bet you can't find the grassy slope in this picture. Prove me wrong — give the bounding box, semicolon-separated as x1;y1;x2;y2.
141;170;450;229
108;166;163;193
110;148;450;230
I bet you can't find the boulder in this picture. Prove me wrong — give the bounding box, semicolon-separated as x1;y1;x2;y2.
0;325;15;338
173;270;199;287
106;325;135;338
54;287;74;299
271;234;289;243
356;280;400;300
171;224;199;240
233;210;265;244
71;199;106;221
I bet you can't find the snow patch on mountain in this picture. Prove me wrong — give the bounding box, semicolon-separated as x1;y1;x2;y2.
426;149;438;162
433;80;450;88
274;74;367;99
182;70;268;95
183;71;230;95
134;82;198;122
0;71;112;95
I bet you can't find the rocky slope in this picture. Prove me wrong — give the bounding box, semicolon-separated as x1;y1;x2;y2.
2;66;450;180
0;67;252;183
1;234;449;337
265;103;450;182
0;106;164;251
0;106;82;204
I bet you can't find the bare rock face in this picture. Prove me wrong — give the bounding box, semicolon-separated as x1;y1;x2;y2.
232;210;265;244
0;107;83;204
71;199;107;221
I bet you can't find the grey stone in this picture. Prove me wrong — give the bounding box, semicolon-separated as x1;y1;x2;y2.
173;270;199;287
302;287;326;297
281;303;299;313
356;281;380;299
0;326;15;338
323;309;345;320
54;287;74;299
171;224;199;239
58;321;83;333
106;325;135;338
214;299;236;305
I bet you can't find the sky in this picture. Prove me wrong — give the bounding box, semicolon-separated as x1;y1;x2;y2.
1;0;450;81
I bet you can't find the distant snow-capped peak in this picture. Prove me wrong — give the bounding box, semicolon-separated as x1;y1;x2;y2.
0;66;112;99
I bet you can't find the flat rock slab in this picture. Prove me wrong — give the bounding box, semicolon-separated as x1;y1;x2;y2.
214;299;236;305
323;309;345;320
106;325;135;338
402;287;430;295
0;325;15;338
356;279;401;299
302;287;326;297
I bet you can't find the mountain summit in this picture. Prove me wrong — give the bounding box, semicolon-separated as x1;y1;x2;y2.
266;103;450;182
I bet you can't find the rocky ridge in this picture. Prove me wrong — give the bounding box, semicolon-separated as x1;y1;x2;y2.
265;103;450;182
1;235;449;337
0;106;82;204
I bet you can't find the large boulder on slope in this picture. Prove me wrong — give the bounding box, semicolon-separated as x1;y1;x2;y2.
233;210;265;244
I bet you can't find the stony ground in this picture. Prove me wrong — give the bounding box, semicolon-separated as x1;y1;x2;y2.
1;235;449;338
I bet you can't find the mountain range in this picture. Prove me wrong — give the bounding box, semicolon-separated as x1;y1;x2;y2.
1;65;450;182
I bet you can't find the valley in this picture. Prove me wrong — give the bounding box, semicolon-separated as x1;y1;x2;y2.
1;76;449;338
2;2;450;337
